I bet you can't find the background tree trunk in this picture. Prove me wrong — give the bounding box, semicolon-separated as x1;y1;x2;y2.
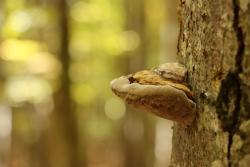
121;0;156;166
48;0;80;167
170;0;250;166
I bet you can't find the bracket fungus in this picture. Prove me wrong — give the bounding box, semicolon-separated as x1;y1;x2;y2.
110;63;196;126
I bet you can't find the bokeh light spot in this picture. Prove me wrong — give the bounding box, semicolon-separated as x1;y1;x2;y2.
105;98;126;120
9;11;32;33
121;30;140;51
5;76;52;104
0;39;43;61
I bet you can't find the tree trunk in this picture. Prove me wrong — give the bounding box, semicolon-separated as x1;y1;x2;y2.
121;0;156;167
48;0;80;167
170;0;250;166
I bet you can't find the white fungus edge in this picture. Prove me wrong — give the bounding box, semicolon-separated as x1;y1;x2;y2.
110;76;195;107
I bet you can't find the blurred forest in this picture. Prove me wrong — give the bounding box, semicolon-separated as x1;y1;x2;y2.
0;0;178;167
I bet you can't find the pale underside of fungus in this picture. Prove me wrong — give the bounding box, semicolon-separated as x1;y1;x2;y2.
110;63;196;126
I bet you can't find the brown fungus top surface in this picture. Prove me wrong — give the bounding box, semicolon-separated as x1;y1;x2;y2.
128;70;194;100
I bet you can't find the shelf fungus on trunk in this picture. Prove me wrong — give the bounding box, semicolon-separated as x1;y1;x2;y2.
110;63;196;126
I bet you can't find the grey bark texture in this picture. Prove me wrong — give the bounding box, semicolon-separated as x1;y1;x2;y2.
170;0;250;166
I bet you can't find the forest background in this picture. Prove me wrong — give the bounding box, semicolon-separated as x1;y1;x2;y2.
0;0;178;167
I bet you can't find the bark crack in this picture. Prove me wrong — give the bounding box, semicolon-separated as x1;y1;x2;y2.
227;0;244;166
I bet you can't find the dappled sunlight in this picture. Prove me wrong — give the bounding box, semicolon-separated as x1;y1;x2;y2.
0;0;178;166
3;10;32;35
0;39;43;61
5;76;52;104
26;52;61;78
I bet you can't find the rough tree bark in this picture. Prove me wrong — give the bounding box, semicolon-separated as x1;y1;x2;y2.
170;0;250;166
